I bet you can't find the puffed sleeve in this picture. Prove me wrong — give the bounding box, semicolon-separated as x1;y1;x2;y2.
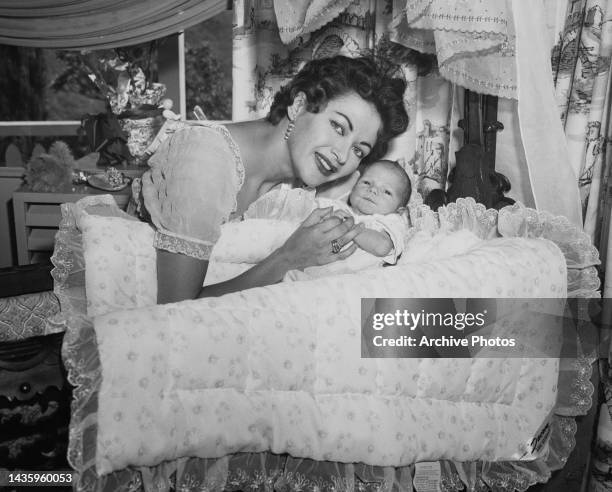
140;123;244;260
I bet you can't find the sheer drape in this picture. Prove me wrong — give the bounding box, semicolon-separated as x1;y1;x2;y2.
0;0;226;49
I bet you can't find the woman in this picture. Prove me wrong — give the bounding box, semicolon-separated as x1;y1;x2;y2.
141;55;408;303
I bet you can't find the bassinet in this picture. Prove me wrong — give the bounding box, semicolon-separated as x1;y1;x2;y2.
43;191;600;492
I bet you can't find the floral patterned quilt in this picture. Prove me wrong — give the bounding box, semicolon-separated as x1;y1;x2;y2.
61;196;568;476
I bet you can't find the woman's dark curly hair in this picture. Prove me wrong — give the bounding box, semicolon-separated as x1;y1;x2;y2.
267;55;409;165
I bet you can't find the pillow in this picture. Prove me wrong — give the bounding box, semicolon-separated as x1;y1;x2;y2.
80;215;157;317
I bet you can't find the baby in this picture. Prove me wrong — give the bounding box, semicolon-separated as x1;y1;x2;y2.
205;159;411;284
321;159;411;262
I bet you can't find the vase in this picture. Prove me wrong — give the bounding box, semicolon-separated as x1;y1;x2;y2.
119;116;163;160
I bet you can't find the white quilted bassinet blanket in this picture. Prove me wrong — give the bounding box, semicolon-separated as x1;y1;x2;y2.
52;192;573;476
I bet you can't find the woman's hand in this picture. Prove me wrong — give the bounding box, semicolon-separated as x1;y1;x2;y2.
199;208;364;298
276;207;364;270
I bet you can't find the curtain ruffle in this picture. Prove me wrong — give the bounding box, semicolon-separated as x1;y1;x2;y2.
389;0;517;98
53;197;598;492
273;0;355;45
269;0;517;97
406;197;601;299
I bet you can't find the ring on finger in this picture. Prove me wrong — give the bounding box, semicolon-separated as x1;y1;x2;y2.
331;239;341;254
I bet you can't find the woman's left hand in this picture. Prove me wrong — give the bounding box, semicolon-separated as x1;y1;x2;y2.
199;208;364;298
276;207;365;270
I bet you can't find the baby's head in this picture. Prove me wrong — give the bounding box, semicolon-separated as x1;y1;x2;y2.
349;160;411;215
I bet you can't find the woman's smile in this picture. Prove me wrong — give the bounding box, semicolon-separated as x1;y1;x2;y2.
315;152;337;176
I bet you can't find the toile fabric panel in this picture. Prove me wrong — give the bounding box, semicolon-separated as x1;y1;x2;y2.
232;0;378;120
551;0;612;238
0;0;227;49
548;3;612;489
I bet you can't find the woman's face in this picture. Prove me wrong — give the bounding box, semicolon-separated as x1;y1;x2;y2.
288;92;382;187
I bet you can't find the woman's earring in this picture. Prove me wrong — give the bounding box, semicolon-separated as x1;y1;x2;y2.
284;119;295;141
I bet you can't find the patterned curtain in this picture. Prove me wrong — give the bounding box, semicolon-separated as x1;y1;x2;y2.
550;2;612;489
552;0;612;241
231;0;454;202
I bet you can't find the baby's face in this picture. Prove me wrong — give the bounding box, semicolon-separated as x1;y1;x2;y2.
349;164;405;215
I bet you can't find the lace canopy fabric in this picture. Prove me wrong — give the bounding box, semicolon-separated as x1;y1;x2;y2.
389;0;517;98
270;0;516;98
273;0;356;45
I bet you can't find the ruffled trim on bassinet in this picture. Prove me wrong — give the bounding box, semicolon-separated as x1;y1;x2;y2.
54;196;599;492
406;198;601;297
51;195;146;491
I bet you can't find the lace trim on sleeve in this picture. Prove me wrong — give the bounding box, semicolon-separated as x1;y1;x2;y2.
153;231;214;260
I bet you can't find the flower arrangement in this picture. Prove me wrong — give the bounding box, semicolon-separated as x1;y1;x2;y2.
79;48;176;162
81;49;167;116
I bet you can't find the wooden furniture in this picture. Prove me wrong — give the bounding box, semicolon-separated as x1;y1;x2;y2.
425;90;513;212
0;263;69;471
448;90;507;208
12;185;131;265
0;332;70;470
0;166;26;268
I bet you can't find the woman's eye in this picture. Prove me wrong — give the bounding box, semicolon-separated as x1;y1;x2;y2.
362;180;370;185
353;147;364;158
331;121;344;136
384;190;392;196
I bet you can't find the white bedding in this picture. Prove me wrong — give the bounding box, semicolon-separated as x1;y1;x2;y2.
73;198;568;475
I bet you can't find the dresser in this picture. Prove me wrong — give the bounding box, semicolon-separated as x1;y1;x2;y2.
12;185;132;265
